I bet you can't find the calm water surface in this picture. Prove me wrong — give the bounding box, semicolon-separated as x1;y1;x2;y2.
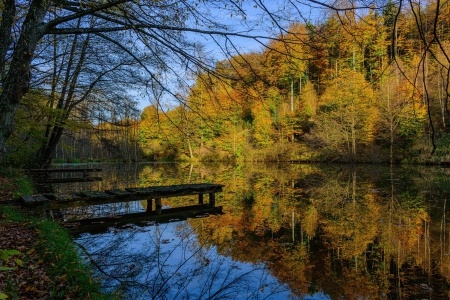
53;163;450;299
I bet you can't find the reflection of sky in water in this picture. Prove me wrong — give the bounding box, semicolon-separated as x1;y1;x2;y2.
62;201;147;221
75;220;318;299
53;163;450;298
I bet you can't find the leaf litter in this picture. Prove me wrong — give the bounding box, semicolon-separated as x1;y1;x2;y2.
0;215;52;299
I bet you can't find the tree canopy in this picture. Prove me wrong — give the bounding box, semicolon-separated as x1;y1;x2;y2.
2;0;450;165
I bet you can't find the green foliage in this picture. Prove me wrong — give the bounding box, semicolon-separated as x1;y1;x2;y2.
35;220;111;299
0;207;27;222
140;105;188;161
70;158;82;164
398;114;426;140
13;176;34;198
382;0;399;27
434;134;450;157
3;87;103;167
3;90;49;167
0;169;34;198
0;249;22;272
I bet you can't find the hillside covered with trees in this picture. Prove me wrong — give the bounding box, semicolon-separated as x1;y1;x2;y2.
139;1;450;164
3;0;450;166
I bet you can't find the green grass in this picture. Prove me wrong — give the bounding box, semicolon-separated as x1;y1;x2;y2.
13;176;33;198
0;208;117;299
36;219;115;299
0;206;26;222
0;168;34;199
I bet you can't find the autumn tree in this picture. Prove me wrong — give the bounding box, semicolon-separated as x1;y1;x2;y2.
1;0;311;165
316;69;378;159
377;68;427;163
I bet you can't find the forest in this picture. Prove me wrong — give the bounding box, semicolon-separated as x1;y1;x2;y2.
138;1;450;164
2;0;450;167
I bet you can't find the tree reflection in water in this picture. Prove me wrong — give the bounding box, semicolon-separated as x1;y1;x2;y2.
75;220;291;299
63;163;450;298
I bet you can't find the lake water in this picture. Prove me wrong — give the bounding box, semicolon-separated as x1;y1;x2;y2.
54;163;450;299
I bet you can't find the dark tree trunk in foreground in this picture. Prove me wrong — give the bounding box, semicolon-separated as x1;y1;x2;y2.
0;0;48;162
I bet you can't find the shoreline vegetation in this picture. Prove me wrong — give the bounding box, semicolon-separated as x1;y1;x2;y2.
0;170;116;299
49;155;450;166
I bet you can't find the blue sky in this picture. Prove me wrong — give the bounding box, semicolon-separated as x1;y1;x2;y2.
135;0;324;111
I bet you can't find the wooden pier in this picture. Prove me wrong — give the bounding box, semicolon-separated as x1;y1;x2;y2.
20;183;224;211
27;168;103;183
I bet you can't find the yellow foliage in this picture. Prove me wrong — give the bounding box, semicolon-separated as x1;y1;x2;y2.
303;206;319;239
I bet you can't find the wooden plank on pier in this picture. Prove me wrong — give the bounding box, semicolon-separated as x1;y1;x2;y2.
79;191;111;199
33;195;49;203
27;168;102;173
51;194;83;201
20;194;49;204
125;187;155;194
125;183;224;197
105;189;132;196
21;183;224;209
21;195;36;204
34;177;102;183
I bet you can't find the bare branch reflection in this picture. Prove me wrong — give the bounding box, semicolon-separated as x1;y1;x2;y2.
75;220;290;299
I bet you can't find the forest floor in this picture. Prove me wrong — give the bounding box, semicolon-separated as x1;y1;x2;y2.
0;215;53;299
0;174;51;299
0;176;21;203
0;173;113;299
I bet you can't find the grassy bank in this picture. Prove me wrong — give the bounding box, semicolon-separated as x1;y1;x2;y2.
0;169;33;201
0;207;116;299
0;169;116;299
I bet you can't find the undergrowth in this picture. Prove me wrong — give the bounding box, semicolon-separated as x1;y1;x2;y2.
0;207;117;299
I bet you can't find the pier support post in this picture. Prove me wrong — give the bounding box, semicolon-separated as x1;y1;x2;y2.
155;198;162;214
209;193;215;208
146;199;152;212
199;194;204;204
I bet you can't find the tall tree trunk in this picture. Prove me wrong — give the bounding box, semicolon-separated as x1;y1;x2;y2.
187;138;194;159
351;104;356;159
290;79;294;112
439;70;446;128
387;85;394;165
37;30;91;168
0;0;15;80
0;0;48;163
